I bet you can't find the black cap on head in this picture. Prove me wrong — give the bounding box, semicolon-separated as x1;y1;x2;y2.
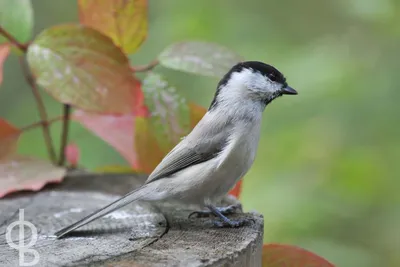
218;61;287;89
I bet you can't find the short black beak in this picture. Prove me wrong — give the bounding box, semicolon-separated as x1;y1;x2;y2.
282;86;298;95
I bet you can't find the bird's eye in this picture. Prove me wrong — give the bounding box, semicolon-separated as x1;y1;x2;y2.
268;73;277;81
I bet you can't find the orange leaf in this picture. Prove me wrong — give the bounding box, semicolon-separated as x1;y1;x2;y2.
78;0;148;54
0;118;21;159
65;143;80;167
188;102;206;128
228;179;242;198
0;155;66;198
133;117;165;174
0;44;11;85
73;110;138;167
262;244;335;267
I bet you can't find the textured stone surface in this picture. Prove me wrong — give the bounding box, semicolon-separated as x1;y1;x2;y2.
0;171;263;266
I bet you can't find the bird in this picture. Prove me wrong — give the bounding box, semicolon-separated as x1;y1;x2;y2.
54;61;298;238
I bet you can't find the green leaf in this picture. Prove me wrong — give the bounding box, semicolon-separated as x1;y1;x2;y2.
26;24;142;114
158;41;243;77
142;72;190;151
0;0;33;44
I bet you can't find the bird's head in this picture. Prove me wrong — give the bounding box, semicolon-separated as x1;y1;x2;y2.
209;61;297;110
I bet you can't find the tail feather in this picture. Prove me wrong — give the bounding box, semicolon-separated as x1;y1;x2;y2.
54;186;146;238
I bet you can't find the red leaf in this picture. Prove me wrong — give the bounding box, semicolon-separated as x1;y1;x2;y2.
228;180;242;198
73;110;139;168
65;143;80;167
0;118;21;159
0;155;66;198
262;244;335;267
0;44;11;85
78;0;148;54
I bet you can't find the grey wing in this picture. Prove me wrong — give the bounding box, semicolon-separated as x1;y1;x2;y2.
145;130;229;184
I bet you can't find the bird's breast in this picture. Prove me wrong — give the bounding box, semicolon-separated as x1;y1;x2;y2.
206;121;261;201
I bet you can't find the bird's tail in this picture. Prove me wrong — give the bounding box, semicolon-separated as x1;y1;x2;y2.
54;185;148;238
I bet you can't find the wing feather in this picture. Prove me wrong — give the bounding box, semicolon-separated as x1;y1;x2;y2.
145;127;229;184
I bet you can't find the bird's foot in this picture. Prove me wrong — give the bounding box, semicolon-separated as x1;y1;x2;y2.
212;217;253;228
188;203;242;219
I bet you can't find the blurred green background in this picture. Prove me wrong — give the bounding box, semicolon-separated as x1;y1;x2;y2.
1;1;399;266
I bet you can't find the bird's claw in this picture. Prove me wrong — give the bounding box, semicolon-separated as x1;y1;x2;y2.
212;218;253;228
188;210;211;218
188;204;242;219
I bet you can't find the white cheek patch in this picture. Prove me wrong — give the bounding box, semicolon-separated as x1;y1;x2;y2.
244;71;281;95
216;69;282;106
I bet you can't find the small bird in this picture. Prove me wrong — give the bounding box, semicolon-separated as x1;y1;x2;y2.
54;61;297;238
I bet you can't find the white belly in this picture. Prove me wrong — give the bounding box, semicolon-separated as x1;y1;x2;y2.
151;121;261;206
206;128;259;202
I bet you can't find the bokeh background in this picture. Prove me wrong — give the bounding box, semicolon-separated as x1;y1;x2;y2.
1;1;399;266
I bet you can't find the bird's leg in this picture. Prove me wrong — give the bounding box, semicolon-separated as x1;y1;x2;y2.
206;204;250;228
188;203;242;218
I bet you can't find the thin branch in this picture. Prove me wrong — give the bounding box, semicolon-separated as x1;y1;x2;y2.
58;104;71;166
19;57;57;164
0;26;28;52
131;59;159;72
20;116;65;133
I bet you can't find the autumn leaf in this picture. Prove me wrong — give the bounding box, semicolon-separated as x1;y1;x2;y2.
78;0;148;55
26;24;142;114
0;119;21;159
262;244;335;267
0;155;66;198
73;110;139;167
0;0;33;45
0;44;11;85
133;117;165;174
142;72;190;152
188;102;206;128
228;180;243;198
159;41;243;77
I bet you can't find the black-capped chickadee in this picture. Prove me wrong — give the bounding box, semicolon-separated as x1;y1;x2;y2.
55;61;297;238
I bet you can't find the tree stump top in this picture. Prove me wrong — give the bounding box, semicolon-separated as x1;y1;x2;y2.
0;172;264;267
